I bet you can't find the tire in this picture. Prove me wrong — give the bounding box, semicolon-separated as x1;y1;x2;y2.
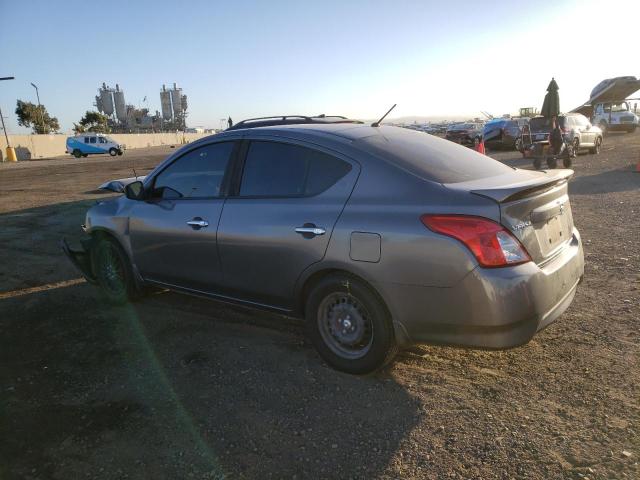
514;137;523;152
599;121;608;136
533;157;542;170
109;148;118;156
82;154;88;158
117;150;123;156
305;274;398;374
72;149;82;158
570;138;579;158
546;157;558;169
91;236;138;304
563;156;572;168
590;136;602;155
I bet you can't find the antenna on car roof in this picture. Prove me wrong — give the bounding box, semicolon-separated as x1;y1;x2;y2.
371;104;397;127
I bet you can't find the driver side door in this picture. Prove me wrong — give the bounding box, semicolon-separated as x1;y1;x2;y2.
129;141;237;292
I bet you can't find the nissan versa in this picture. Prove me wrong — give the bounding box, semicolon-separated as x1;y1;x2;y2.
63;117;585;374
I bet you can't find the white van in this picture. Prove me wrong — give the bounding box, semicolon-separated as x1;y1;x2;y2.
66;133;124;158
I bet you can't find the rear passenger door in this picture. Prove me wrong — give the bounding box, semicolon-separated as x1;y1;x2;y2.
217;139;359;308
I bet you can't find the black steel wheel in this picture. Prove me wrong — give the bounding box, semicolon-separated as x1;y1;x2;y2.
305;275;397;374
91;236;137;304
109;148;118;156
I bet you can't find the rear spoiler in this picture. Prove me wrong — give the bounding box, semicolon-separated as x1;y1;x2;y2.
445;169;573;204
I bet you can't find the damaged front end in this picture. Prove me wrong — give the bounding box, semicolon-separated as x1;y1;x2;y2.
61;230;97;284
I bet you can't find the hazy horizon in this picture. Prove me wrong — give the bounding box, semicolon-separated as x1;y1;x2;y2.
1;0;638;133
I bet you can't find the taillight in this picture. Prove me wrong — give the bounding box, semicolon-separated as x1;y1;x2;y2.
420;215;531;268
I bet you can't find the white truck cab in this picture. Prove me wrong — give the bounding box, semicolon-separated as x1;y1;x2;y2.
66;133;124;158
593;101;638;133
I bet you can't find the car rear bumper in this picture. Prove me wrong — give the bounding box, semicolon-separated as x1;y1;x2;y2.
376;228;584;348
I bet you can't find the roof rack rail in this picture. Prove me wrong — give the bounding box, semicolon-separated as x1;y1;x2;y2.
226;115;361;131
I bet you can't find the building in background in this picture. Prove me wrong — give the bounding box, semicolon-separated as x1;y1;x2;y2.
94;82;188;133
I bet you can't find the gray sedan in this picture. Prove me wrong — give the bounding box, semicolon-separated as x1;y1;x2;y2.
64;121;584;374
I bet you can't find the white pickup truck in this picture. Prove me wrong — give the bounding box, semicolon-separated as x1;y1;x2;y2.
572;76;640;134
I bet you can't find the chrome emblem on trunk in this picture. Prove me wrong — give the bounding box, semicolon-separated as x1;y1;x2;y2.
513;220;532;231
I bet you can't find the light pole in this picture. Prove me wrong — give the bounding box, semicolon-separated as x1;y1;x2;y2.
30;82;45;134
1;76;17;162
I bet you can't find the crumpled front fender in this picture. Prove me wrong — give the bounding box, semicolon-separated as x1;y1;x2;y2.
61;236;97;284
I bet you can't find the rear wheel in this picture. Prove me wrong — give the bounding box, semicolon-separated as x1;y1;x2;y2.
109;148;118;156
563;156;572;168
533;157;542;170
590;136;602;154
546;157;558;169
570;138;579;158
72;149;82;158
305;275;397;374
91;236;137;304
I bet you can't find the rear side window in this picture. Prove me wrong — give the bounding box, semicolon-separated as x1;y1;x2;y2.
89;137;96;144
358;127;513;184
239;141;351;197
153;142;234;199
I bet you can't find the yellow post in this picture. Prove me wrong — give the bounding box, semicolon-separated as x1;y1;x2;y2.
5;146;17;162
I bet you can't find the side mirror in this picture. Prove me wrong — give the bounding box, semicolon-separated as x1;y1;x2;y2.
124;181;145;200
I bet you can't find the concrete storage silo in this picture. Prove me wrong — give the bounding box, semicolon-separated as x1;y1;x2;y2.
170;83;182;116
114;84;127;123
99;83;114;116
160;85;173;120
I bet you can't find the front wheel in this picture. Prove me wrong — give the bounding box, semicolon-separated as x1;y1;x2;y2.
72;149;82;158
305;275;397;374
546;156;558;169
91;237;137;304
590;136;602;155
109;148;118;156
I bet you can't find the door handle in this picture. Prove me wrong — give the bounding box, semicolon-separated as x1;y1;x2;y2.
187;218;209;229
295;226;326;236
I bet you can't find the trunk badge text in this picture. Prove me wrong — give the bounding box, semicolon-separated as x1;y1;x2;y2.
513;220;532;231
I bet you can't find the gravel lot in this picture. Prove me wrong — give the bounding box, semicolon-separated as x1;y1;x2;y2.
1;133;638;479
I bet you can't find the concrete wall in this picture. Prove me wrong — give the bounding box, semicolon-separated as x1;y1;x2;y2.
0;132;210;161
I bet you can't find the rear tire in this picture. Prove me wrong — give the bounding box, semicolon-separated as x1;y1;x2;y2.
109;148;118;156
72;149;82;158
533;157;542;170
91;236;138;304
546;157;558;169
563;157;572;168
305;274;397;374
589;136;602;155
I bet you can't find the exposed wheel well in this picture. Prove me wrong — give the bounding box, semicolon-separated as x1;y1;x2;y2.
298;268;391;318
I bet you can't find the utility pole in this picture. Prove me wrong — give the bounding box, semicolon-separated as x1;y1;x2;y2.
30;82;45;134
1;76;17;161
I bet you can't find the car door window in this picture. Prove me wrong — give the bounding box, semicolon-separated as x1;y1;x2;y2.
99;137;106;144
239;141;352;197
153;142;234;199
89;137;97;144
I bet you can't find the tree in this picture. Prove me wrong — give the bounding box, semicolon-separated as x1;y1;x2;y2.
74;111;111;134
15;100;60;134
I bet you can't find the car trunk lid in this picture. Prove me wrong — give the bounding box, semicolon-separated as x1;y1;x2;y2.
444;169;575;265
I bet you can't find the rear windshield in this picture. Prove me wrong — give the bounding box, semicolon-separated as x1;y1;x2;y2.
357;127;513;184
529;117;566;132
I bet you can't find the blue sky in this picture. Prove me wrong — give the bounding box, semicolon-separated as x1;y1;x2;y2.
1;0;638;132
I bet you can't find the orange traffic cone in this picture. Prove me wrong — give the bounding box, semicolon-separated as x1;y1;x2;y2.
475;139;485;155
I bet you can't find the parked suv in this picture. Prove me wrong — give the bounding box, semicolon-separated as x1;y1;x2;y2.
482;118;528;150
64;119;584;374
528;113;603;166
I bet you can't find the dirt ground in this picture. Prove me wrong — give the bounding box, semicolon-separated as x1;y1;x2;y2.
0;133;638;480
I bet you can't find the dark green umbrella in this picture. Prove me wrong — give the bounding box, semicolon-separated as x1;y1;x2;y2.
541;78;560;118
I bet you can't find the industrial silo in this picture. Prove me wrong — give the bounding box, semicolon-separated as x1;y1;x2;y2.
160;85;173;120
99;83;114;116
114;84;127;123
171;84;182;116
